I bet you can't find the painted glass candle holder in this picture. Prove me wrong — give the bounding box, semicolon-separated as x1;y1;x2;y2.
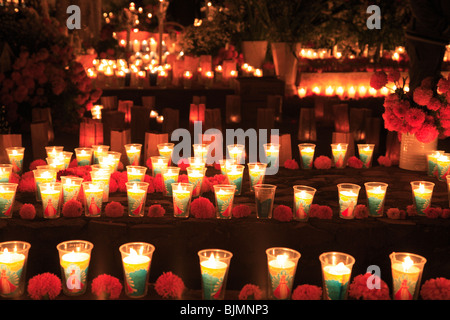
364;182;388;217
319;252;355;300
92;145;110;164
57;240;93;296
82;181;104;217
193;144;209;163
45;146;64;159
120;242;155;298
254;184;277;219
427;150;444;177
172;182;194;218
213;185;236;219
248;162;267;192
390;252;427;300
125;144;142;166
74;148;93;166
411;181;434;216
331;143;348;168
62;152;73;169
126;182;149;217
188;157;206;171
0;183;18;218
263;143;280;168
227;144;245;164
97;154;117;172
337;183;360;219
46;156;65;171
187;166;206;198
90;168;112;202
151;156;169;177
293;185;316;221
60;176;84;204
198;249;233;300
39;182;62;219
5;147;25;174
357;144;375;168
435;153;450;181
266;247;301;300
0;164;13;183
33;168;56;202
162;167;180;196
219;159;236;176
298;143;316;169
225;164;245;195
105;151;122;171
157;143;174;165
0;241;31;298
126;166;147;182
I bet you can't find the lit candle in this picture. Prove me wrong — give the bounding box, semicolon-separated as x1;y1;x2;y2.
150;156;169;177
74;148;93;166
91;105;103;120
319;252;355;300
187;167;205;198
45;146;64;159
411;181;434;216
331;143;348;168
364;182;388;217
0;241;31;298
82;182;103;217
193;144;209;162
435;153;450;181
0;183;17;218
254;68;263;77
126;182;149;217
61;176;83;204
104;152;121;171
157;143;174;165
5;147;24;174
172;182;194;218
33;169;56;202
298;144;316;169
126;166;147;182
92;145;110;164
213;185;236;219
293;185;316;221
225;165;244;195
297;87;307;98
204;70;214;88
227;144;245;164
254;184;277;219
198;249;233;300
125;144;142;166
357;144;375;168
248;162;267;191
264;143;280;168
347;86;356;99
219;159;236;176
390;252;427;300
61;151;73;169
90;169;112;202
183;71;193;89
266;248;301;300
0;164;13;183
337;183;360;219
162;167;180;196
46;156;65;171
40;182;62;219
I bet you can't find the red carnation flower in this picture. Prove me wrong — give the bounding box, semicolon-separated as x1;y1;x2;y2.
273;205;292;222
406;205;417;217
29;159;47;171
105;201;124;218
442;209;450;219
348;273;391;300
148;204;165;217
62;199;83;217
415;123;439;143
232;204;252;218
421;278;450;300
377;155;392;167
19;203;36;220
405;107;426;128
9;172;20;184
109;178;118;193
91;274;123;300
424;206;442;219
427;97;443;111
314;156;332;169
153;173;165;193
438;78;450;94
154;272;185;299
314;205;333;219
292;284;322;300
392;100;409;119
190;197;215;219
370;71;388;90
413;87;433;106
386;208;406;219
18;175;36;193
347;156;363;169
178;174;189;183
354;204;368;219
177;158;190;171
238;284;263;300
146;157;153;170
27;273;62;300
201;176;212;194
284;159;299;170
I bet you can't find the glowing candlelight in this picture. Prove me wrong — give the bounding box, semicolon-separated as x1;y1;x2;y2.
6;147;25;174
198;249;233;300
411;181;434;215
150;156;169;177
74;148;93;166
390;252;427;300
266;248;301;300
225;164;244;195
0;183;18;218
298;144;316;169
364;182;388;217
293;185;316;221
172;182;194;217
357;144;375;168
61;176;83;204
40;182;62;219
126;182;149;217
0;164;13;183
319;252;355;300
435;153;450;181
337;183;360;219
125;144;142;166
187;167;206;198
263;143;280;168
248;162;267;191
331;143;348;168
213;185;236;219
0;241;31;298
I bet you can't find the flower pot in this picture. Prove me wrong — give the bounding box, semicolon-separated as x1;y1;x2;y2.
399;133;438;171
271;42;299;96
241;40;268;69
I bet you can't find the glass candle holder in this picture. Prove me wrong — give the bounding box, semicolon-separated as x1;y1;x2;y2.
337;183;361;219
198;249;233;300
213;185;236;219
151;156;169;177
293;185;316;221
126;166;147;182
62;152;73;169
33;168;56;202
57;240;94;296
157;143;174;165
162;167;180;196
5;147;25;174
92;145;110;164
364;182;388;217
125;144;142;166
319;252;355;300
226;164;245;195
61;176;84;204
46;157;65;171
263;143;280;168
188;157;206;171
227;144;245;164
104;151;122;171
172;182;194;218
193;144;209;163
90;168;112;202
411;181;434;216
357;144;375;168
45;146;64;159
187;166;206;198
298;143;316;169
427;150;444;177
0;164;13;182
390;252;427;300
219;159;236;176
82;181;104;217
248;162;267;192
119;242;155;298
74;148;93;166
331;143;348;169
39;182;62;219
435;153;450;181
254;184;276;219
126;182;149;217
266;247;301;300
0;241;31;298
0;183;18;218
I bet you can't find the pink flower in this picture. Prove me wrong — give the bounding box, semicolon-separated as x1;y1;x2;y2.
415;123;439;143
314;156;332;169
370;71;388;90
105;201;124;217
413;87;433;106
405;108;426;128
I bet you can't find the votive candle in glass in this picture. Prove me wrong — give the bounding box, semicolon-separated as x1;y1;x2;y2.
226;165;245;195
151;156;169;177
0;241;31;298
248;162;267;191
263;143;280;168
82;181;103;217
427;150;444;177
219;159;236;176
125;144;142;166
5;147;24;174
187;166;206;197
227;144;245;164
331;143;348;168
46;157;65;171
364;182;388;217
357;144;375;168
126;165;147;182
293;185;316;221
198;249;233;300
193;144;209;163
337;183;361;219
435;153;450;181
40;182;62;219
74;148;93;166
213;185;236;219
254;184;277;219
0;183;18;218
411;181;434;215
45;146;64;159
188;157;206;171
61;176;83;204
319;252;355;300
120;242;155;298
62;152;73;169
172;182;194;218
266;247;301;300
33;168;56;202
298;143;316;169
157;143;174;165
0;164;13;182
92;145;110;164
390;252;427;300
57;240;93;296
98;153;118;172
162;167;180;196
126;182;149;217
90;168;112;202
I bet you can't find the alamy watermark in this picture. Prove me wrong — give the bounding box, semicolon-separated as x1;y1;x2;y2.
367;5;381;30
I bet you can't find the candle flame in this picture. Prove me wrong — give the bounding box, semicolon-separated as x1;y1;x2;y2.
402;256;414;272
275;254;288;267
